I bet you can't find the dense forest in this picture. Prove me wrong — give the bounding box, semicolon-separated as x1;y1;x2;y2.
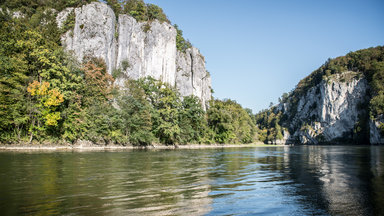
0;0;257;145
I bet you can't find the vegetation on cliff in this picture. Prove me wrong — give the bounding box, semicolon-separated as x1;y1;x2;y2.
0;3;257;145
105;0;169;23
255;46;384;143
104;0;191;52
1;0;191;52
0;0;96;14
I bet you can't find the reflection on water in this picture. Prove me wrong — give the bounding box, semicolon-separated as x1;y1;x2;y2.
286;146;384;216
0;146;383;215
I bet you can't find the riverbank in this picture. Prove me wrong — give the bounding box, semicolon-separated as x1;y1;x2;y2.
0;142;283;151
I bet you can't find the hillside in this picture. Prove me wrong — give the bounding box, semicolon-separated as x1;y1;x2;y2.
256;46;384;144
1;0;382;146
57;2;212;108
0;0;256;146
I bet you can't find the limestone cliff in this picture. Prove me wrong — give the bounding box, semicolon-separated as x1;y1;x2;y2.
176;47;212;107
258;46;384;145
276;72;370;144
57;2;211;107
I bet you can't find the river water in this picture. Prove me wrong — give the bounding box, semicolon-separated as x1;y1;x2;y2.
0;146;383;215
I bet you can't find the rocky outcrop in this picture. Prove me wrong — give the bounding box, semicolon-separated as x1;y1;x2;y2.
56;7;73;28
60;3;117;73
268;130;290;145
277;71;370;144
115;14;176;86
57;2;211;107
176;47;212;108
370;116;384;144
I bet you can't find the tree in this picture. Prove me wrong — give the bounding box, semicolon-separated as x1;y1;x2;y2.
118;79;154;146
207;99;257;144
27;81;64;142
81;58;117;144
179;95;206;143
122;0;147;21
0;15;70;142
135;77;182;145
174;24;192;52
0;13;29;141
146;3;169;23
154;83;181;145
105;0;122;15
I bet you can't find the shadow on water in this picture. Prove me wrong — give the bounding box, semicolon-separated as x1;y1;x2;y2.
0;146;383;215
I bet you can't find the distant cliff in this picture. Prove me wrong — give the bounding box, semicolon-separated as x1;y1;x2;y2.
277;71;370;144
256;46;384;144
57;2;212;108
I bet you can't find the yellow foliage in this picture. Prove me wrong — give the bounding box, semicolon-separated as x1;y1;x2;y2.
27;80;65;127
44;89;64;107
27;81;64;107
45;112;61;126
27;81;50;96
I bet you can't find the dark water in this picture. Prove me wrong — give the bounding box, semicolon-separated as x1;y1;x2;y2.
0;146;383;216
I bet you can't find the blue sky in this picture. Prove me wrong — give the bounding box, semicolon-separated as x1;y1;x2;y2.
146;0;384;113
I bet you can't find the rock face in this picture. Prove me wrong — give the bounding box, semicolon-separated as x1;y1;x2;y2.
370;116;384;144
60;3;117;73
58;2;211;107
176;47;212;107
116;14;176;86
277;71;371;144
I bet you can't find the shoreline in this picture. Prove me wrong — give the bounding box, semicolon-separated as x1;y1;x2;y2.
0;143;284;152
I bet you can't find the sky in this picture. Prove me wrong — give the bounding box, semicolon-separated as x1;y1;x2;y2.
146;0;384;113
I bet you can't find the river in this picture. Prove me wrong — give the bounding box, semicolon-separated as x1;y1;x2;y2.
0;146;383;215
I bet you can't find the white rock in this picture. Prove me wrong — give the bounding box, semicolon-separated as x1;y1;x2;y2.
176;48;212;109
282;71;369;144
56;7;74;29
115;14;176;86
60;2;212;108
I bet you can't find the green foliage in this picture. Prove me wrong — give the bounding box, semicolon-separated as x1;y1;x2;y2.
179;95;206;143
121;59;130;71
0;13;29;141
118;79;154;145
294;46;384;120
0;0;97;15
123;77;212;145
0;1;258;146
105;0;169;23
142;23;151;32
122;0;147;21
207;99;256;144
146;3;168;23
60;10;75;34
106;0;122;15
135;77;182;145
0;12;78;142
380;123;384;136
254;108;285;143
174;24;192;52
256;46;384;144
112;68;122;79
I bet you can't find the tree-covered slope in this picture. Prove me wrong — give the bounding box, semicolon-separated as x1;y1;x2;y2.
256;46;384;144
0;0;257;145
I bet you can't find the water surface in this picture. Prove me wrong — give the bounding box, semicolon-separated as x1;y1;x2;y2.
0;146;383;215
